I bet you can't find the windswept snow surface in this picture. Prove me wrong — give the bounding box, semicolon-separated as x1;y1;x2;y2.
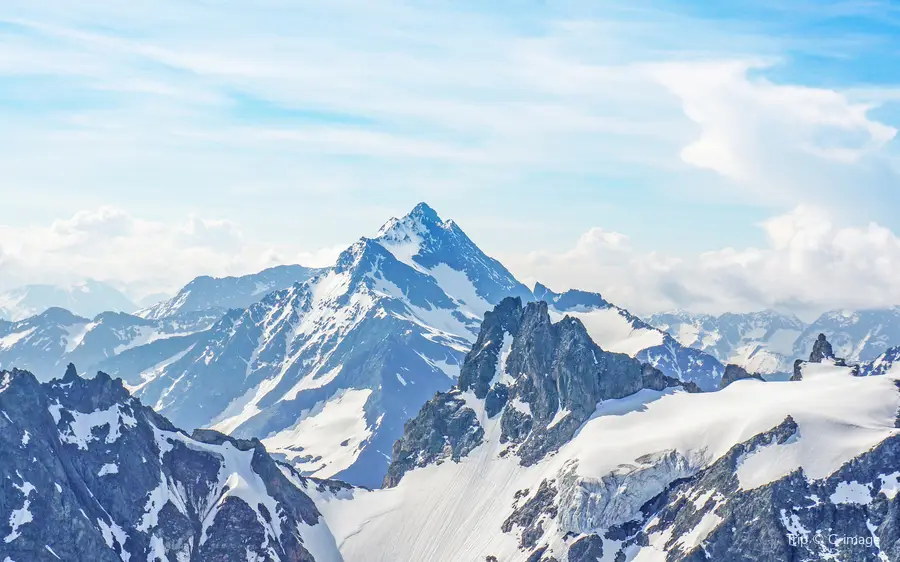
320;362;900;562
262;389;374;478
557;307;664;356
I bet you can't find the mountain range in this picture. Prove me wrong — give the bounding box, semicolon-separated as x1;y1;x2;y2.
648;310;805;375
650;307;900;378
795;307;900;363
6;310;900;560
316;309;900;562
9;202;900;560
137;265;323;320
0;203;728;489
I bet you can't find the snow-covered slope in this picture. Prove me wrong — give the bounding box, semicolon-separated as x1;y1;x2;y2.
0;307;217;384
131;203;534;488
130;204;729;488
648;310;806;375
318;320;900;561
537;285;725;390
0;280;137;321
796;306;900;363
138;264;322;320
0;364;347;561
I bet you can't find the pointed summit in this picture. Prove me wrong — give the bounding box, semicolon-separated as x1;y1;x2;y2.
63;362;78;381
375;201;449;244
809;333;835;363
373;203;533;307
408;201;441;223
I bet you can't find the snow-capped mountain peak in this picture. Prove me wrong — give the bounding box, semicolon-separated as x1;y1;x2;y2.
128;205;534;487
2;203;724;491
375;202;532;309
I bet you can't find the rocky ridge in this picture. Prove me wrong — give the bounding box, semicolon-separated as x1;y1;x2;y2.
0;364;345;561
383;297;695;487
328;331;900;562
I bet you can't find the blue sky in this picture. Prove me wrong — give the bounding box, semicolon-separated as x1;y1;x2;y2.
2;0;900;315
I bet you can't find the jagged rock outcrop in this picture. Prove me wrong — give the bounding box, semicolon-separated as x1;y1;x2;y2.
537;285;726;391
502;479;559;550
643;364;702;393
791;358;805;382
604;413;900;561
810;332;836;362
382;390;484;488
337;328;900;562
459;297;524;399
0;364;344;561
385;298;701;487
792;333;858;380
719;363;764;389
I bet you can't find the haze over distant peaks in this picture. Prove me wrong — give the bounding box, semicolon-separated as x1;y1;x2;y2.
0;280;137;322
137;264;323;320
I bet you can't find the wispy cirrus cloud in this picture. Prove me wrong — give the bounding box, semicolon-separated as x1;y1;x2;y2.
2;0;900;305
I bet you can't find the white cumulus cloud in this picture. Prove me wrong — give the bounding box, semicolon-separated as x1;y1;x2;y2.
0;207;340;298
648;60;899;210
507;206;900;320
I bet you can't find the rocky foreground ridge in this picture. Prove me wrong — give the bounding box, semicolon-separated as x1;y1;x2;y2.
344;308;900;561
0;364;346;562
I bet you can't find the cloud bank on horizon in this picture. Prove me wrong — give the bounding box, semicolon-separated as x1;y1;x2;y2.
2;0;900;317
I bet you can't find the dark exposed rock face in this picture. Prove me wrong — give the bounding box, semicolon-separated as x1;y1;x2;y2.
459;297;523;399
501;405;534;445
792;334;858;381
485;383;509;418
382;390;484;487
507;301;638;419
719;364;764;389
592;406;900;561
642;364;700;393
386;298;702;485
567;535;604;561
791;358;805;381
0;364;342;561
810;332;835;362
503;479;559;550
